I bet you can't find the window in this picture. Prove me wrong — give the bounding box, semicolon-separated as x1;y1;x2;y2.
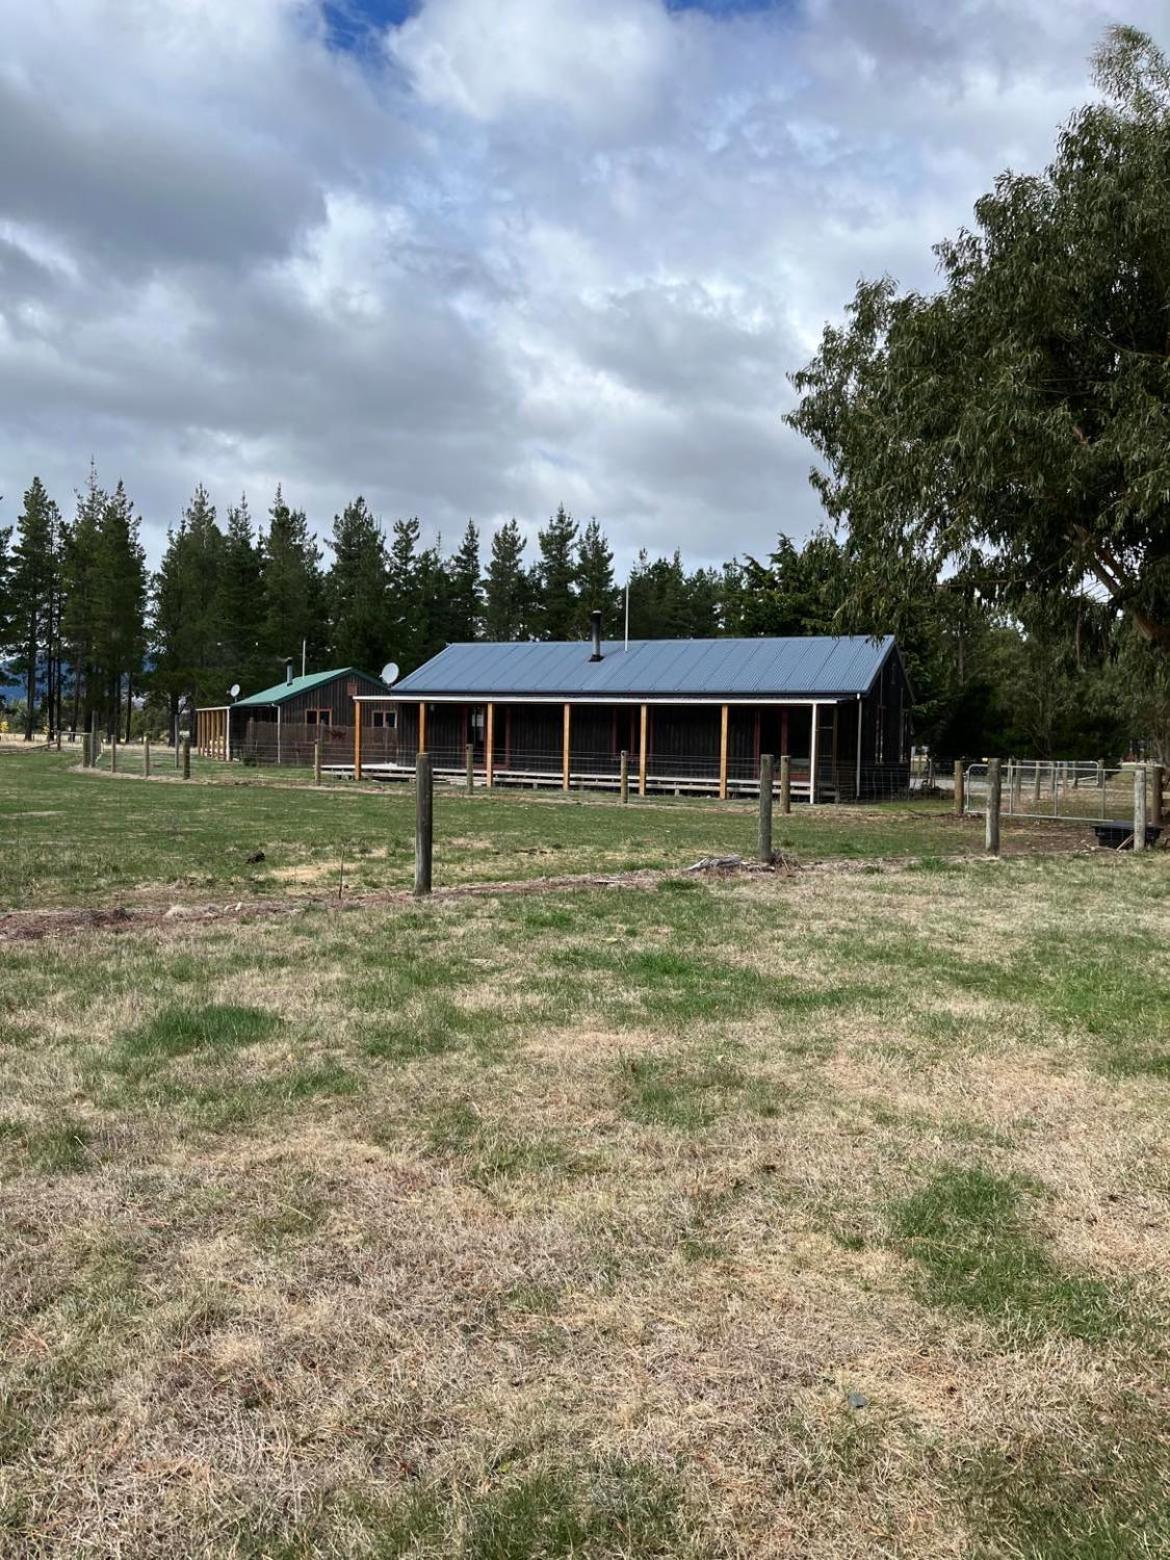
372;709;397;730
305;708;331;727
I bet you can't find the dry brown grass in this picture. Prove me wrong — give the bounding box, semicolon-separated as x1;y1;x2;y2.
1;852;1168;1555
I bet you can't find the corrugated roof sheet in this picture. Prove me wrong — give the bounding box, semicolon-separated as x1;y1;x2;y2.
392;636;896;700
234;666;364;708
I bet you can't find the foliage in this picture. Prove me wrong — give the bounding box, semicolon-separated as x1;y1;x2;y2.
787;25;1170;657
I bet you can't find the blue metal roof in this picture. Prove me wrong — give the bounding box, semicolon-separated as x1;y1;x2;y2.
392;636;896;700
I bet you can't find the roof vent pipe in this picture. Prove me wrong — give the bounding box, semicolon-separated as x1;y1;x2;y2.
285;659;294;686
589;610;603;662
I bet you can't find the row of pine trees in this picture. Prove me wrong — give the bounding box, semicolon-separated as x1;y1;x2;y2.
0;471;753;736
0;467;1158;759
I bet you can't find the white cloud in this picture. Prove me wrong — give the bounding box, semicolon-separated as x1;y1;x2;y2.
0;0;1166;573
389;0;677;132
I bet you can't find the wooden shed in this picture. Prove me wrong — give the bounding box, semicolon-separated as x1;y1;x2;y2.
197;665;387;765
349;627;912;801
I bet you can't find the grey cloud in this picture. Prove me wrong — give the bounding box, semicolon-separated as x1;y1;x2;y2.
1;0;1167;577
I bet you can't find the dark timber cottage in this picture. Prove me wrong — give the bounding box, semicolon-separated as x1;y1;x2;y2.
354;625;911;801
196;665;386;764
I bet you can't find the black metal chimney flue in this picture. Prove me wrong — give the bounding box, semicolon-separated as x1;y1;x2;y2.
285;659;294;686
589;610;603;662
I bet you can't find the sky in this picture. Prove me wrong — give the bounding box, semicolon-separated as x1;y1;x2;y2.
1;0;1164;574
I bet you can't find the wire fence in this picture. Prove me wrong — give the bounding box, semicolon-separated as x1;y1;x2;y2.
964;759;1163;827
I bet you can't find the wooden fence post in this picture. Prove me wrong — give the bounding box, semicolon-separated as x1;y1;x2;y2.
620;749;629;805
1033;762;1042;806
780;753;791;815
110;732;118;773
758;754;774;863
314;738;322;786
985;757;1001;856
144;737;151;777
953;759;965;816
415;752;433;895
82;732;91;767
466;743;474;796
1149;764;1164;829
182;736;191;780
1134;764;1148;852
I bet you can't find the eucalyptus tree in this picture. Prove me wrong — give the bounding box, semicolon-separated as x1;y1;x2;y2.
787;26;1170;656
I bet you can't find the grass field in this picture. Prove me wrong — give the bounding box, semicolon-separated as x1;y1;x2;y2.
1;750;1168;1556
1;748;1071;911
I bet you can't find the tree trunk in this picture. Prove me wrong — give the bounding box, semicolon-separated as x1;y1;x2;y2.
23;616;36;741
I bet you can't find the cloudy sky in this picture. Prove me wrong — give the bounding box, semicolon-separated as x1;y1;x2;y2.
1;0;1163;572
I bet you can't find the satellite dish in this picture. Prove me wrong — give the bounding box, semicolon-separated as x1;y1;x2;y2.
229;684;241;700
381;662;399;687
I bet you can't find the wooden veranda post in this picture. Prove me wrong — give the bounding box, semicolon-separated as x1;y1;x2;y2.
809;703;819;804
414;752;434;895
1150;765;1164;828
418;702;428;754
718;704;729;800
1134;765;1148;852
182;736;191;780
780;754;791;815
758;754;774;863
620;750;629;805
638;704;648;797
562;703;571;792
466;743;474;795
953;759;965;816
314;738;322;786
985;757;1001;856
353;704;363;782
485;703;495;788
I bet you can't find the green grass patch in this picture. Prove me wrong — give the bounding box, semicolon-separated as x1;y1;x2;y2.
122;1003;282;1060
615;1050;782;1131
424;1099;581;1188
890;1165;1123;1340
0;1115;92;1175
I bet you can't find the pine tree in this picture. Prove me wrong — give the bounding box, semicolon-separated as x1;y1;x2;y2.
483;520;530;641
95;482;147;738
415;541;451;666
150;486;225;717
575;518;617;636
327;497;387;671
445;520;482;642
60;466;105;733
0;519;12;681
215;496;266;693
626;551;691;638
386;517;423;671
534;504;578;639
10;477;61;738
259;487;325;681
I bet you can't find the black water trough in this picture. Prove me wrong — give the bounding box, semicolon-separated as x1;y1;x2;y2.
1093;821;1163;850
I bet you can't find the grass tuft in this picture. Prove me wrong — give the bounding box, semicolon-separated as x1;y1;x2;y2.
890;1165;1123;1340
122;1002;282;1060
